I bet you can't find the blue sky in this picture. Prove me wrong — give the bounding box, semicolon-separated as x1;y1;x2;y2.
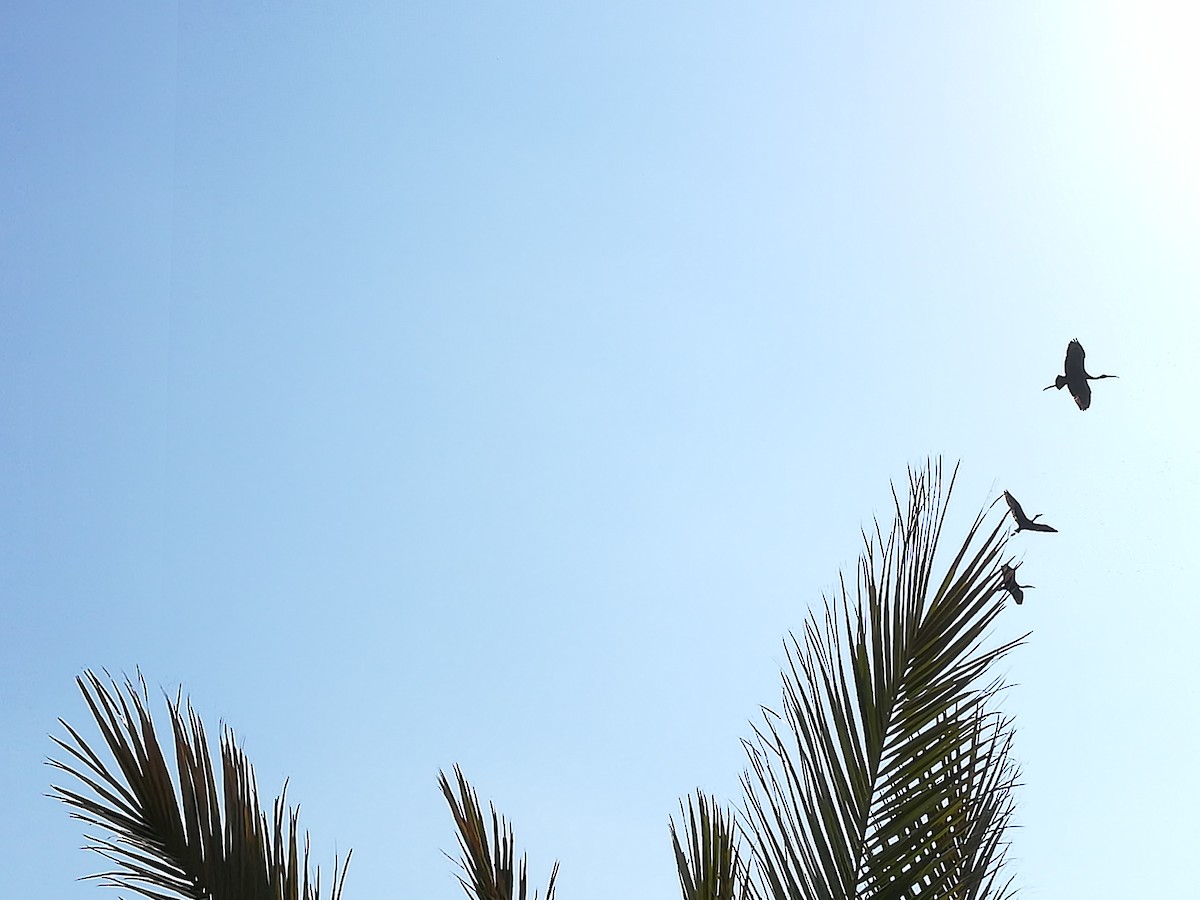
4;3;1199;898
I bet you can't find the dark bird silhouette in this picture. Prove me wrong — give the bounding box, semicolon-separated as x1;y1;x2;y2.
1003;491;1058;534
1044;339;1117;411
1000;562;1033;605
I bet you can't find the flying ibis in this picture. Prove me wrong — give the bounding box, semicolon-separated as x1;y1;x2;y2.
1003;491;1058;534
1000;562;1034;606
1044;339;1117;411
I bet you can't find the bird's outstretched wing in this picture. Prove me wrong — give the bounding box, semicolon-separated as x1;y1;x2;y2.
1071;379;1092;410
1003;491;1027;522
1065;338;1086;370
1025;520;1058;533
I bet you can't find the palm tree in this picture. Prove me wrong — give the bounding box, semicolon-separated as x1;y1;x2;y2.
52;459;1026;900
449;460;1027;900
48;670;350;900
735;459;1025;899
670;792;759;900
439;764;559;900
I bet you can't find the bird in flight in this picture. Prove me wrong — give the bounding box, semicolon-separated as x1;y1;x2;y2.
1003;491;1058;534
1044;339;1117;411
1000;562;1034;606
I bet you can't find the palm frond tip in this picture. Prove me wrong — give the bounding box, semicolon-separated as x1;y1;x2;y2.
48;670;350;900
439;765;559;900
670;791;759;900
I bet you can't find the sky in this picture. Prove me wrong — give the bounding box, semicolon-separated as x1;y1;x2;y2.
3;2;1199;898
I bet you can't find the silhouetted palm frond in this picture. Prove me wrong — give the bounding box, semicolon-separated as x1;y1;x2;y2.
439;765;558;900
48;671;350;900
671;792;759;900
741;459;1025;900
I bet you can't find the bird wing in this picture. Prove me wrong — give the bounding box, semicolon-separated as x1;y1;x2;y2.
1065;339;1086;378
1003;491;1026;523
1071;379;1092;410
1027;521;1058;533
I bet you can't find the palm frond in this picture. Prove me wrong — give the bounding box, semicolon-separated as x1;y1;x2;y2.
439;766;559;900
48;670;351;900
671;791;760;900
741;459;1026;900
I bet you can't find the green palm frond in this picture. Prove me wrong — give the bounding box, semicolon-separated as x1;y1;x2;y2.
48;670;350;900
741;460;1025;900
439;765;559;900
671;792;760;900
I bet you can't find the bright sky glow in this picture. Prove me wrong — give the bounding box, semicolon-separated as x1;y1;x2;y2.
3;4;1199;899
1105;3;1200;198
